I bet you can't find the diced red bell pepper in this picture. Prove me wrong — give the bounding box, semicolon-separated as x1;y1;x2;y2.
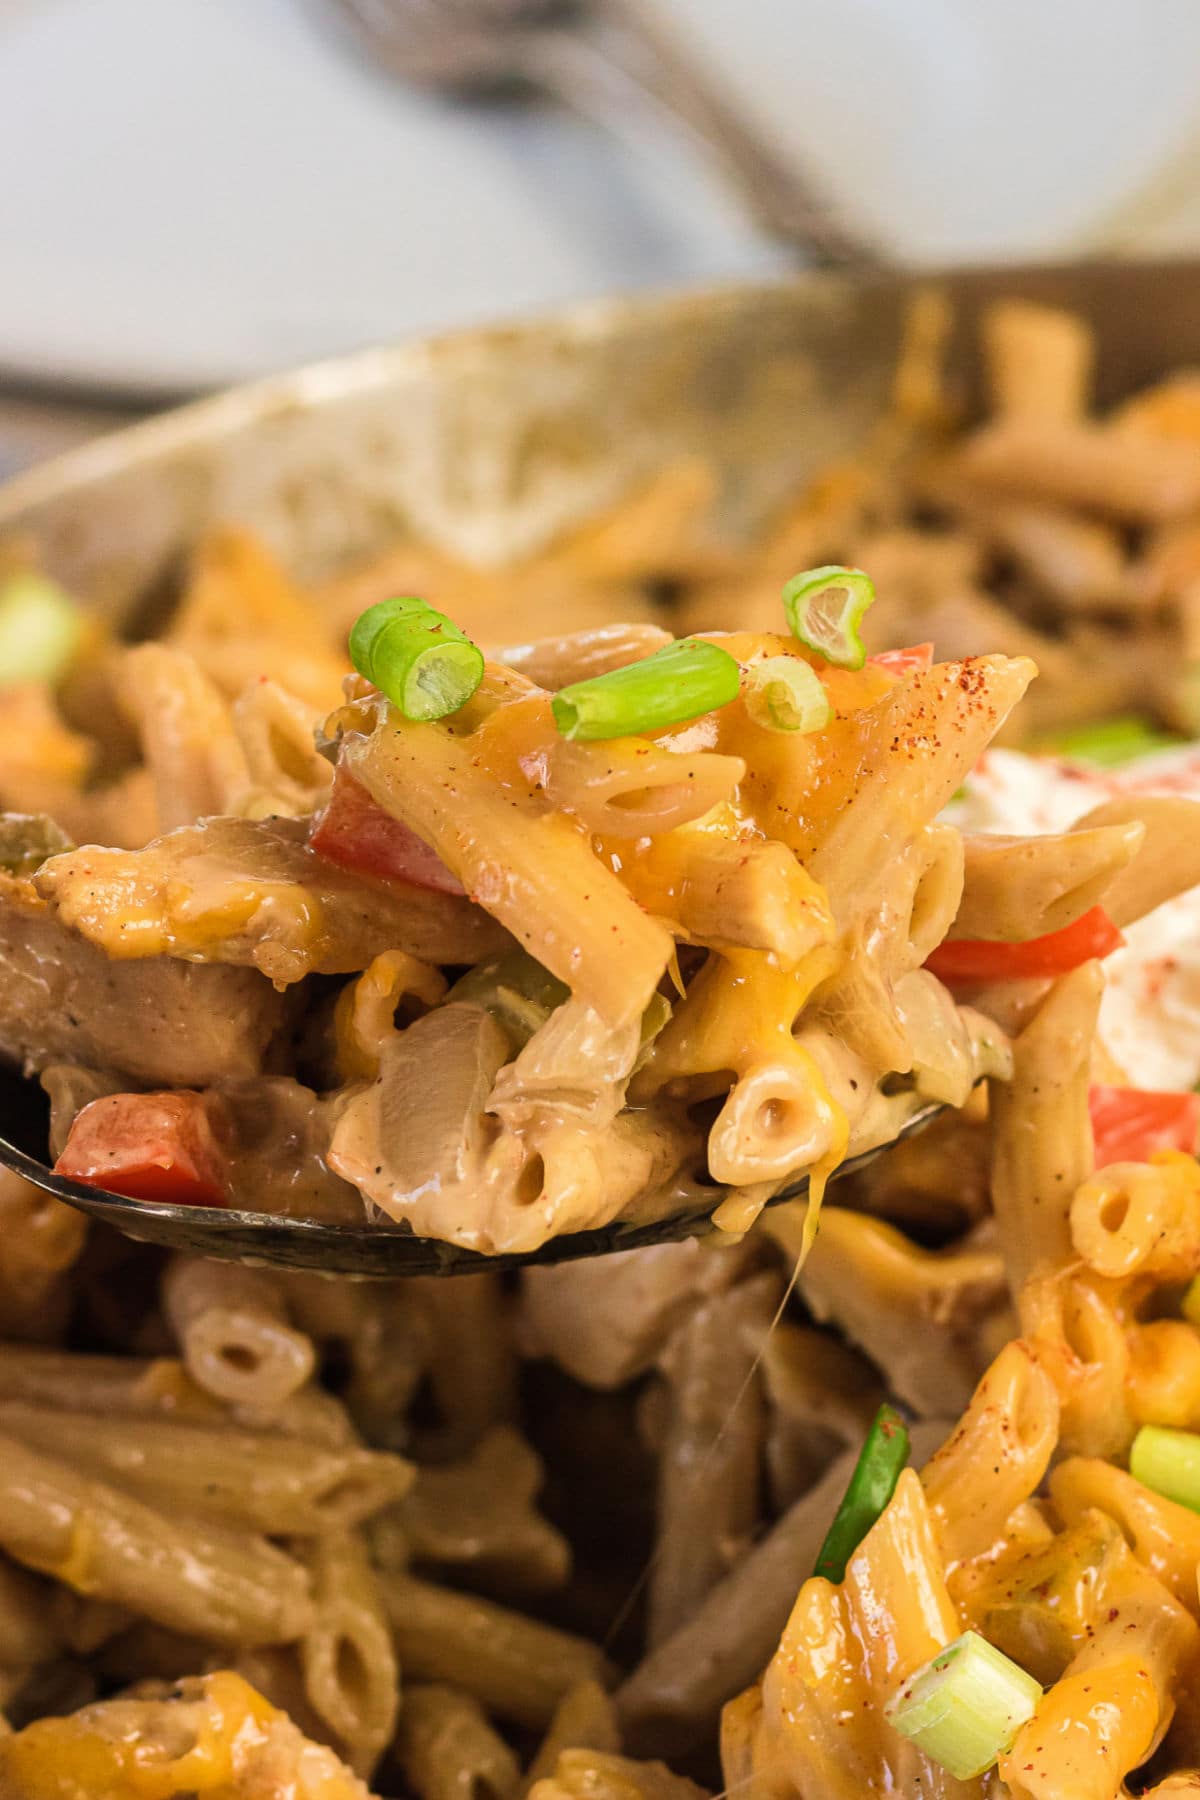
309;765;464;895
868;643;935;677
54;1091;228;1207
1089;1084;1200;1168
925;905;1124;985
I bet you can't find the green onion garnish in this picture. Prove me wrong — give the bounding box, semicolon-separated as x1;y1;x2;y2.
1034;714;1182;766
633;991;673;1073
0;572;82;688
0;813;74;876
782;565;876;669
348;597;484;722
1130;1423;1200;1512
447;948;570;1049
550;637;740;742
813;1403;910;1583
885;1631;1042;1780
743;656;832;734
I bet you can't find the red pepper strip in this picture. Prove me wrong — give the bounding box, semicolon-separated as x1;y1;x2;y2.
54;1091;228;1207
868;643;934;677
925;905;1124;984
1089;1084;1200;1168
309;764;464;896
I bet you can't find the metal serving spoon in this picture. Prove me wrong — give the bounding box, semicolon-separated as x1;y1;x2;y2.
0;1058;944;1275
325;0;878;268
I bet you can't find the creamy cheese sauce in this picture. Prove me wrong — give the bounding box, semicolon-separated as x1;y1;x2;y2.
955;745;1200;1089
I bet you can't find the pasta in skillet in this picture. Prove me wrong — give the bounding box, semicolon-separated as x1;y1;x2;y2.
9;290;1200;1800
19;575;1032;1254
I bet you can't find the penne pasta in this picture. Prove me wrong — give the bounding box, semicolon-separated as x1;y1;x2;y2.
341;684;674;1028
1071;1152;1200;1277
1000;1571;1197;1800
1075;794;1200;927
0;1344;356;1447
379;1571;612;1730
729;1470;962;1798
392;1425;570;1595
495;624;675;688
920;1340;1059;1565
543;735;745;840
0;1431;314;1646
522;1681;621;1796
115;642;250;834
230;675;334;819
806;655;1036;922
296;1532;399;1777
958;418;1200;521
162;1255;316;1414
397;1682;522;1800
973;499;1127;611
1051;1457;1200;1614
617;1421;950;1759
952;820;1144;943
982;299;1094;423
172;526;350;711
759;1320;884;1508
0;1402;413;1535
771;1204;1007;1415
989;961;1103;1296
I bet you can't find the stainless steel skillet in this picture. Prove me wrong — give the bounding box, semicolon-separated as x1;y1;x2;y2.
0;258;1193;1274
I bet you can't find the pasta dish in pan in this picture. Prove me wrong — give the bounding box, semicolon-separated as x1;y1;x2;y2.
29;598;1021;1256
4;294;1200;1797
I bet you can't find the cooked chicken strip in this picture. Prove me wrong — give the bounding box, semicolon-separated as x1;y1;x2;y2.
35;815;506;985
0;874;286;1086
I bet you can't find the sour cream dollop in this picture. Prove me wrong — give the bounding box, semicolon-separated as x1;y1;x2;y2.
953;745;1200;1090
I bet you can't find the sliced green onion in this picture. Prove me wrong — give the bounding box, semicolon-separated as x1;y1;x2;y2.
633;992;673;1073
885;1631;1042;1780
743;656;832;734
551;637;740;741
349;597;484;722
1183;1275;1200;1326
813;1403;910;1583
1034;714;1182;766
0;812;74;877
0;572;83;688
782;565;876;669
448;948;570;1049
1130;1423;1200;1512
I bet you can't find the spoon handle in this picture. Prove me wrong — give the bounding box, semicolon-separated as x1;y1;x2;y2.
521;3;882;269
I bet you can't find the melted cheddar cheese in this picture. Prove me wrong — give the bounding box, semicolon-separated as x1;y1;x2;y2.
0;1671;371;1800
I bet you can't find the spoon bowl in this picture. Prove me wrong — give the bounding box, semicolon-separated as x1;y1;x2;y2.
0;1060;946;1275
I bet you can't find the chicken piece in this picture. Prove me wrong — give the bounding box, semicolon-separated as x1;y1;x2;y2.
518;1238;758;1390
0;874;286;1086
35;814;506;985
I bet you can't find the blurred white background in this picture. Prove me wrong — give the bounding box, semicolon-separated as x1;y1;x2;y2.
2;0;1200;397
